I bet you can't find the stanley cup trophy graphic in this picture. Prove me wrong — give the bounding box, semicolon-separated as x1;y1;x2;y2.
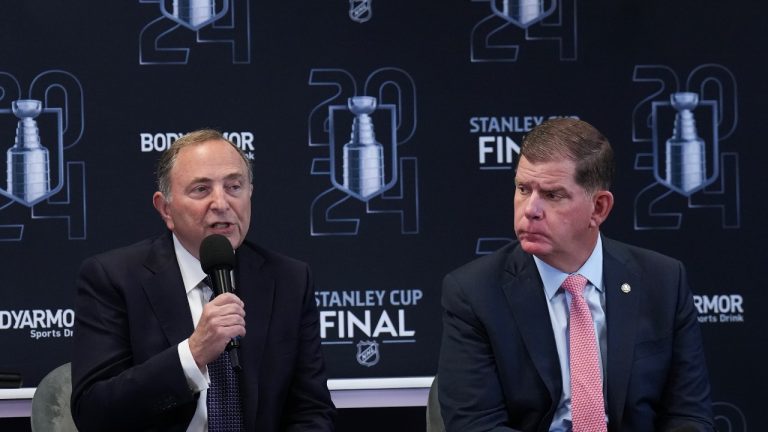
173;0;216;28
7;99;51;203
665;92;706;195
495;0;547;27
343;96;385;200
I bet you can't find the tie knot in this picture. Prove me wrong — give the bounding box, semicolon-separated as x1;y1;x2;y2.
199;277;213;303
562;274;588;296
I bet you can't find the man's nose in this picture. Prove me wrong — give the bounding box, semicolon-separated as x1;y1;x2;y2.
524;194;543;219
210;186;230;210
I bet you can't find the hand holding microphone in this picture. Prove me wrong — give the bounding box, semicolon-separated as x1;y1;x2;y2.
189;234;245;371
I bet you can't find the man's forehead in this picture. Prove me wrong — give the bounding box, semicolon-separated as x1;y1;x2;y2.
174;140;245;167
517;158;574;174
176;138;230;156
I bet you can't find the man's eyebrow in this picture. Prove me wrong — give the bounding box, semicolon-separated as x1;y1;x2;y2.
189;176;212;184
540;186;569;195
541;185;566;191
224;172;246;181
187;172;245;184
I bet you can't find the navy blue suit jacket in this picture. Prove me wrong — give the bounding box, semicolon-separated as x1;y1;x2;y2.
71;233;336;431
438;237;713;432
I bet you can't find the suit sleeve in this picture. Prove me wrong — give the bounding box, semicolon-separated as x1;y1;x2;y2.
438;273;520;432
281;265;337;431
657;262;715;431
70;256;195;432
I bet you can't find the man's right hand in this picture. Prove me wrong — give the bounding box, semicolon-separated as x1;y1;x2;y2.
188;293;246;369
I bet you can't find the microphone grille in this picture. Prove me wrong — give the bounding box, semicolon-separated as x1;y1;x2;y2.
199;234;236;273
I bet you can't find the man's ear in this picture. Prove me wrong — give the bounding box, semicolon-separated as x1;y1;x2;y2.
590;190;614;228
152;191;174;230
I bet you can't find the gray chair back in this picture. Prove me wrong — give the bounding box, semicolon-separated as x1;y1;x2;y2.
30;362;78;432
426;376;445;432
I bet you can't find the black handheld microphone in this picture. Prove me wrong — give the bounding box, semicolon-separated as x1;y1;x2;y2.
199;234;242;371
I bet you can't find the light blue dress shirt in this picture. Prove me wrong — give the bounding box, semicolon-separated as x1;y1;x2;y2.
532;234;607;432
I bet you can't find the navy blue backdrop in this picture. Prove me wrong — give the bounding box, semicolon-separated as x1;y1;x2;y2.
1;1;765;430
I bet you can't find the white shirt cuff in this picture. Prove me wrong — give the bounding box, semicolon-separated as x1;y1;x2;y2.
178;338;210;392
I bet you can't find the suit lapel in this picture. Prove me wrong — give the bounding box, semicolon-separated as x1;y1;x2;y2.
501;247;562;405
236;243;274;366
234;242;274;430
602;237;641;429
141;235;195;345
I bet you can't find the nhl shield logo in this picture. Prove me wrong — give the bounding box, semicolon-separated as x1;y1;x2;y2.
490;0;557;29
349;0;372;23
160;0;230;31
356;340;380;367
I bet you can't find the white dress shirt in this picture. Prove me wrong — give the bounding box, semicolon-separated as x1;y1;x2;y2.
172;234;212;432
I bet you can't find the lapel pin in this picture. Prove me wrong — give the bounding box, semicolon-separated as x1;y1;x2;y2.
620;283;631;293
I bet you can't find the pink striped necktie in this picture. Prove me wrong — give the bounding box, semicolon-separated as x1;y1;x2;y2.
562;274;606;432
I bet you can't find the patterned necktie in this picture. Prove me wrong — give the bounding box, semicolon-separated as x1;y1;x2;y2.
201;279;244;432
207;350;244;431
562;274;606;432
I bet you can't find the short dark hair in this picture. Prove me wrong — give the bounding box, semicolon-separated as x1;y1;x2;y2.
519;118;614;192
156;129;253;199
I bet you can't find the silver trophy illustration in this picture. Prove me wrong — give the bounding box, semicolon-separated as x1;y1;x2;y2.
343;96;385;200
495;0;546;27
7;99;50;203
173;0;216;29
665;92;706;194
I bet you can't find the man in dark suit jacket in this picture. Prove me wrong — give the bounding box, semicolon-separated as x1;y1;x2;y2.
438;119;713;432
71;129;336;431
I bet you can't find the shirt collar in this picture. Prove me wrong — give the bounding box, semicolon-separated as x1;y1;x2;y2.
534;233;604;301
172;234;207;295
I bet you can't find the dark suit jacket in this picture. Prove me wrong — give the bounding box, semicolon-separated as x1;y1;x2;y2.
71;233;336;431
438;237;713;432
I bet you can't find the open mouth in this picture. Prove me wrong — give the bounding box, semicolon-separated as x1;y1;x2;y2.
210;222;233;229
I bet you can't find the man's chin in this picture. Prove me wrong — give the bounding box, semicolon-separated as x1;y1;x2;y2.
225;234;244;250
205;230;241;249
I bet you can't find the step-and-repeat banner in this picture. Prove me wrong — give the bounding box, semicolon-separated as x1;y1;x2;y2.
1;1;764;429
